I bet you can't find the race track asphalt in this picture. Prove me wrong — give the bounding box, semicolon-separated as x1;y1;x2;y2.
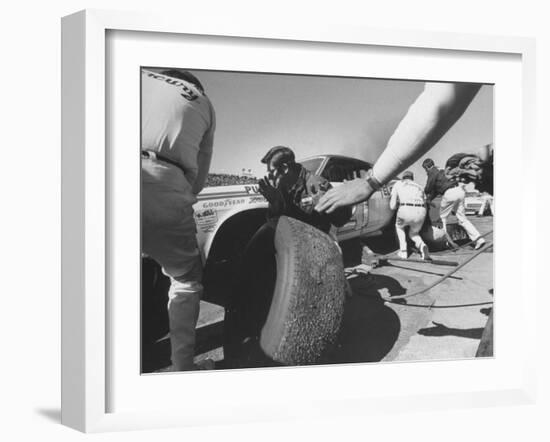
144;215;494;372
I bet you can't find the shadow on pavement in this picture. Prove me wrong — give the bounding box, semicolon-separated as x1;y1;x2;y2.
141;258;171;373
418;321;484;339
328;274;404;364
142;338;171;373
480;307;492;316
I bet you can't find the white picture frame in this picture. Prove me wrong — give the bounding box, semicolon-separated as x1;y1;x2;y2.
61;9;537;433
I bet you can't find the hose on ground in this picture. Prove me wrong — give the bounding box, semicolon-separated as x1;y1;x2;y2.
381;239;493;302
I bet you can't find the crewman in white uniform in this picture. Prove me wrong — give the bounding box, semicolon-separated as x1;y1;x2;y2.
141;68;216;371
423;158;485;249
389;171;430;259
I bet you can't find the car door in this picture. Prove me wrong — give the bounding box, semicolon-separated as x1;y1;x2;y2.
320;157;369;240
363;181;393;235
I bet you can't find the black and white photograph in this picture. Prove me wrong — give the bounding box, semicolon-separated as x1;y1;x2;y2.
3;0;545;437
140;67;494;374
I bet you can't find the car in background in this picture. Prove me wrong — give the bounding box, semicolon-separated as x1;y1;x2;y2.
464;190;488;215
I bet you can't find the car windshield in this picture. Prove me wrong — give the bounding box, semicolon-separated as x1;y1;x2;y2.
321;157;372;182
299;158;323;175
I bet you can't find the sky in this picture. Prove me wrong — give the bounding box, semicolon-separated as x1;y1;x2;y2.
189;69;493;187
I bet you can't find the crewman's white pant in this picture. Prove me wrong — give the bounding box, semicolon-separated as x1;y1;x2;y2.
395;206;428;253
142;157;203;371
440;186;481;241
167;261;203;371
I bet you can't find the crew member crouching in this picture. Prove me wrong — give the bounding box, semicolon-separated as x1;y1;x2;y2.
389;170;430;260
423;158;485;250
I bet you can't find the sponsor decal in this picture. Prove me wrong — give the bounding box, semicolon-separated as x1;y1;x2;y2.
244;185;260;194
195;208;218;233
248;195;267;204
201;198;246;209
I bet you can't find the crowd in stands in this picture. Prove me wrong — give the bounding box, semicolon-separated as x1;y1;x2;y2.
205;173;259;187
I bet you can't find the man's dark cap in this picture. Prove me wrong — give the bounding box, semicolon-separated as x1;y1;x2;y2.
422;158;435;169
261;146;296;167
402;170;414;180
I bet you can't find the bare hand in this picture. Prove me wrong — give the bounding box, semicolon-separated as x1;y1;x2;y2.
314;178;374;214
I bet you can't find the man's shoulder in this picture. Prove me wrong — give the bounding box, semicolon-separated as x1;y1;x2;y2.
400;180;424;193
142;69;212;108
409;180;424;190
426;167;443;181
305;170;331;191
436;168;452;185
392;180;403;191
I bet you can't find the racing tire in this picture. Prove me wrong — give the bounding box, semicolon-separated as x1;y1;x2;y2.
259;216;346;365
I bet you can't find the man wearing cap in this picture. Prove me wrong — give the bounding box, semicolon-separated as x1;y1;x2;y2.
141;68;216;371
389;171;430;259
257;145;352;233
422;158;485;249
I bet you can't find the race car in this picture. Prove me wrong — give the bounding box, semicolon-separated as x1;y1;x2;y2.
196;157;391;254
193;154;397;305
142;155;465;369
464;191;491;215
142;155;397;363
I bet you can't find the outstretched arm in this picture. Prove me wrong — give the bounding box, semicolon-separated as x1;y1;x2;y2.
315;82;481;213
372;82;481;185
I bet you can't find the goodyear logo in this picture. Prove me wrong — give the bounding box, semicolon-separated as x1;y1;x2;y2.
201;198;246;209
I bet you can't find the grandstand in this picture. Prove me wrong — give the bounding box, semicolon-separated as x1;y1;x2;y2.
205;172;258;187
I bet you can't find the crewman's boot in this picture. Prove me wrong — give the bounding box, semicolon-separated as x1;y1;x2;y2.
420;244;431;260
474;237;486;250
